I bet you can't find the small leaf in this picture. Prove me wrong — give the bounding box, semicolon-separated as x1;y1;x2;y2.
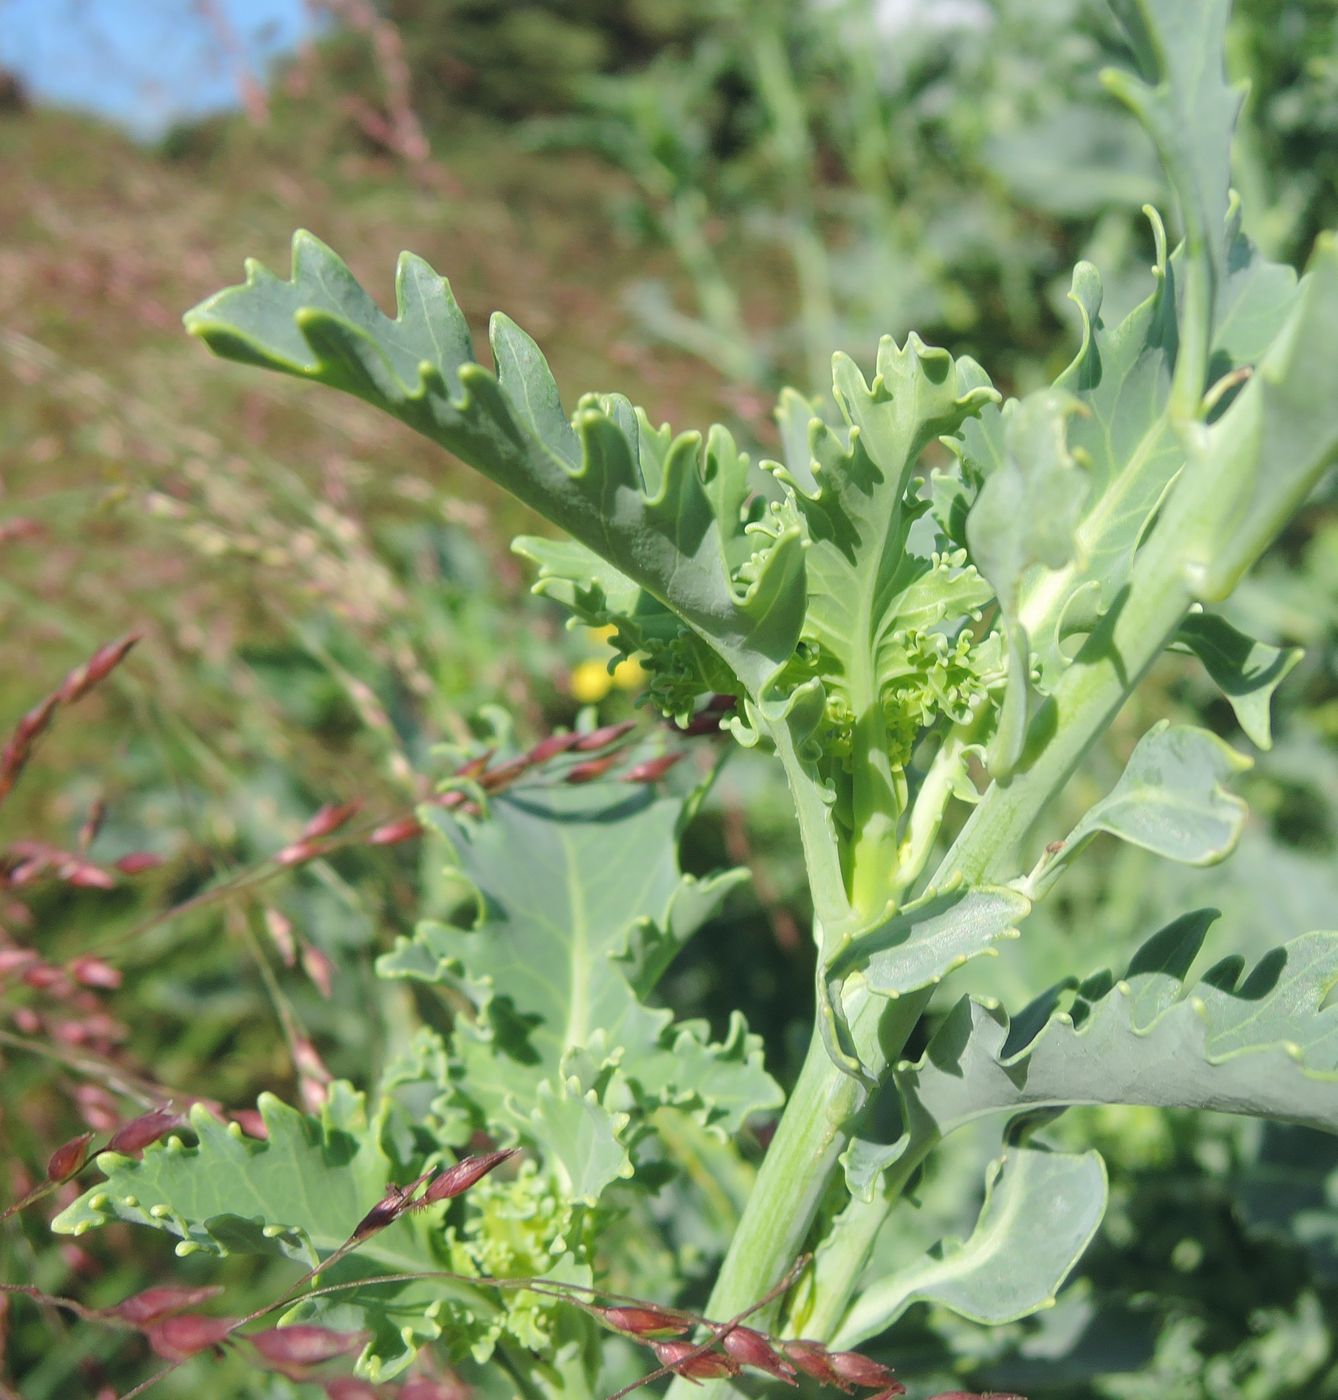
830;886;1032;1002
1045;722;1249;885
526;1075;632;1207
834;1148;1107;1347
1174;613;1302;751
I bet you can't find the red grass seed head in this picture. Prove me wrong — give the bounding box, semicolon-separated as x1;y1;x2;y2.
596;1306;690;1339
416;1148;518;1207
720;1326;798;1383
828;1350;900;1389
651;1340;739;1379
46;1132;95;1182
106;1107;183;1156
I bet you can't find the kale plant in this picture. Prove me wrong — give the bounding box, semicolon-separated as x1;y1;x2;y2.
50;1;1338;1395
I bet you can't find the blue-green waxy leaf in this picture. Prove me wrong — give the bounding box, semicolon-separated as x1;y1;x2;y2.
819;886;1030;1087
1103;0;1241;312
966;389;1089;601
768;334;997;773
833;1147;1108;1348
1040;722;1249;891
378;782;780;1145
51;1087;494;1380
527;1076;633;1207
184;232;804;697
1174;612;1303;749
831;885;1033;1002
892;913;1338;1149
965;388;1088;772
1171;233;1338;603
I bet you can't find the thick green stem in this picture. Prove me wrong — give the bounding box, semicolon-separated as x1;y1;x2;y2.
668;509;1202;1398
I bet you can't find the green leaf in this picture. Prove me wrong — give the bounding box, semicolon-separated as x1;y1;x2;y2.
1174;612;1303;749
526;1075;633;1207
184;232;805;697
1040;722;1249;888
770;336;997;769
830;885;1033;1002
964;388;1088;772
51;1086;496;1380
889;912;1338;1153
832;1147;1108;1347
378;782;780;1145
1173;233;1338;603
1103;0;1241;305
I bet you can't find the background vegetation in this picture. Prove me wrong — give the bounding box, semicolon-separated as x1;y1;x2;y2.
1;1;1335;1396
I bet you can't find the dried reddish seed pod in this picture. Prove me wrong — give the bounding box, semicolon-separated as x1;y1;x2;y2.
0;948;38;978
113;851;163;874
597;1305;690;1339
247;1324;369;1368
23;962;69;992
68;956;122;990
478;756;532;790
528;731;581;765
720;1326;797;1383
59;635;141;703
12;1006;42;1034
368;816;423;846
624;753;685;784
352;1196;402;1240
106;1107;182;1156
453;750;494;780
47;1132;95;1182
64;861;117;890
564;753;621;784
416;1148;518;1207
651;1340;738;1379
274;837;323;867
146;1313;236;1360
301;943;335;998
111;1284;226;1326
783;1340;851;1390
571;720;636;752
302;801;362;839
828;1349;899;1388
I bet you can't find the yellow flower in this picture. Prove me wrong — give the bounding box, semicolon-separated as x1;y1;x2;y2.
569;656;647;703
569;627;647;702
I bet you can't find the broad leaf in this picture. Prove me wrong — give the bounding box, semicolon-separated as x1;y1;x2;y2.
833;1147;1108;1348
184;233;805;697
51;1087;495;1380
886;912;1338;1161
378;782;780;1141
